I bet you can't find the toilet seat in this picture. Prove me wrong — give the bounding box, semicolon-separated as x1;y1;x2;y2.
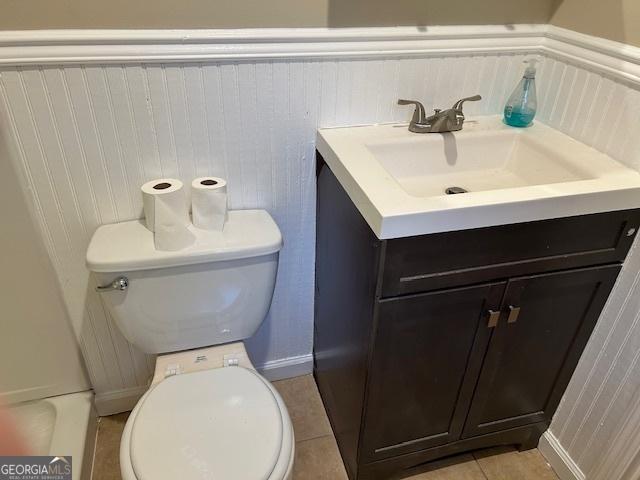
120;367;294;480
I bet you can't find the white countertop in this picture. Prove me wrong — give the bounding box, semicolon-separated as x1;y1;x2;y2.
317;116;640;239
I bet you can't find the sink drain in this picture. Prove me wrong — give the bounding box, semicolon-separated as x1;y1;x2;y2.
445;186;468;195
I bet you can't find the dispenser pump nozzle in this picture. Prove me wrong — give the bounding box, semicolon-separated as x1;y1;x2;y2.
524;58;539;79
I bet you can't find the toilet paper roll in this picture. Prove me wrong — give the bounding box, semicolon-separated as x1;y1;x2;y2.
141;179;194;251
191;177;228;231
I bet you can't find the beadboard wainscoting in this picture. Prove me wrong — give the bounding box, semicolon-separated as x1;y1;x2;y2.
1;25;640;479
534;52;640;480
0;34;537;415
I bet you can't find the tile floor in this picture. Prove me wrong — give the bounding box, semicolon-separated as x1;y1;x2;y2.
92;374;560;480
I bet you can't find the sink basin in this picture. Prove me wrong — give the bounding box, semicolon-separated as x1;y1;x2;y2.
367;129;595;198
316;116;640;239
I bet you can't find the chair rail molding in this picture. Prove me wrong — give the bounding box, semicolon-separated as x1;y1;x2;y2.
0;24;638;86
543;26;640;87
0;25;543;64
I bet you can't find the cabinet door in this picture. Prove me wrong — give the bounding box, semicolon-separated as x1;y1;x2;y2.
360;282;506;462
462;265;620;438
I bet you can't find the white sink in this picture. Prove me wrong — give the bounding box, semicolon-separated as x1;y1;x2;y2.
368;129;596;198
317;116;640;239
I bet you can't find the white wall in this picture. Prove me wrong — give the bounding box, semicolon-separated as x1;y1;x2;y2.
0;116;89;404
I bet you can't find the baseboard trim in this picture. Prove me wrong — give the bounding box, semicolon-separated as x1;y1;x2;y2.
538;430;585;480
257;353;314;381
94;385;148;416
94;354;313;416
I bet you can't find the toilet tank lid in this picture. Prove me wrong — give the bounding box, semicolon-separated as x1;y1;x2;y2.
86;209;282;273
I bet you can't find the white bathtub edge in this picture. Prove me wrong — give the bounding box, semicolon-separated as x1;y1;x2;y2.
47;391;97;480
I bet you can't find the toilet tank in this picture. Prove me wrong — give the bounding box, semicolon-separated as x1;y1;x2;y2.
86;210;282;354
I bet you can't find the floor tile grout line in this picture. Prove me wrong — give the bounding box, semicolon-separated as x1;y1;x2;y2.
295;433;336;447
471;452;491;480
473;458;491;480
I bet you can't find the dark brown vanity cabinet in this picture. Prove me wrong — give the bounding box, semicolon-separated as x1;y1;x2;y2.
462;266;619;439
361;282;505;462
314;161;640;480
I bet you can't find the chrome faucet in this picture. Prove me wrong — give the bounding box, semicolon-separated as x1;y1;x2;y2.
398;95;482;133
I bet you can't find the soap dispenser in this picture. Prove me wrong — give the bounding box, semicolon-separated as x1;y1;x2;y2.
504;58;538;127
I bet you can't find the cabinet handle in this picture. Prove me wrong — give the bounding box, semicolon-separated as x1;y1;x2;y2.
507;305;521;323
487;309;500;328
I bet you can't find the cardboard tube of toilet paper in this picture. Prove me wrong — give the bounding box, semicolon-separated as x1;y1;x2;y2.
191;177;228;231
141;179;194;251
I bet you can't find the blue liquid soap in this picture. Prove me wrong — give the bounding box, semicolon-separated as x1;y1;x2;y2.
504;60;538;128
504;106;536;128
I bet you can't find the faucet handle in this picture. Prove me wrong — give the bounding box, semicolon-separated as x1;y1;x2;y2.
452;95;482;111
398;99;427;124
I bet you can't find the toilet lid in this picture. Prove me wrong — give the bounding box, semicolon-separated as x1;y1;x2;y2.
130;367;283;480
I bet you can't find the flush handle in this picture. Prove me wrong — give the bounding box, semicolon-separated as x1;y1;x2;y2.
507;305;521;323
96;276;129;292
487;309;501;328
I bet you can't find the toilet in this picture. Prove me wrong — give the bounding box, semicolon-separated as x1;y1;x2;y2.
86;209;294;480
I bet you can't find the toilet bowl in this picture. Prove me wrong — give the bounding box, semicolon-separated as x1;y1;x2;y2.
120;365;294;480
86;209;293;480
